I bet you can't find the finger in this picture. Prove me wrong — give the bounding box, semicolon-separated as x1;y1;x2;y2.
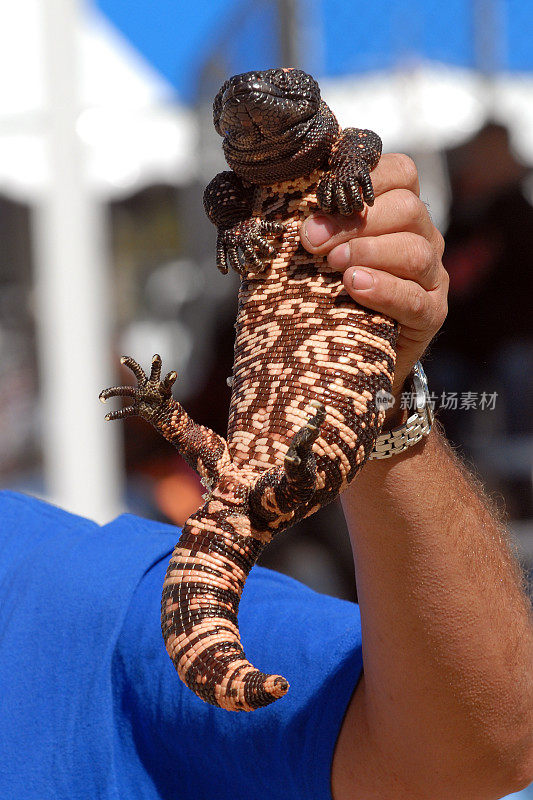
242;244;264;271
162;371;177;391
216;237;229;275
99;386;135;403
317;173;334;213
227;246;243;275
302;189;437;254
343;267;447;340
260;220;284;236
104;406;135;422
120;356;146;382
149;354;162;383
301;152;421;251
359;169;374;206
369;153;420;198
326;232;443;291
253;234;275;257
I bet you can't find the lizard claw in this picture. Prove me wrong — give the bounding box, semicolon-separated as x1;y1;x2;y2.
100;354;177;424
284;402;326;471
217;219;284;276
317;128;381;215
317;163;369;216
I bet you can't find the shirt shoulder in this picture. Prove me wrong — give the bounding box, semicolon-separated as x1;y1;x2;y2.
0;491;179;800
0;489;178;593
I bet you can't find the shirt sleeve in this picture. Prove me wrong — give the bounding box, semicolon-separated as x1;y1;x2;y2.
115;555;363;800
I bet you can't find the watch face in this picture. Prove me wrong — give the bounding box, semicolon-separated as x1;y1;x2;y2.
413;362;433;426
412;373;426;411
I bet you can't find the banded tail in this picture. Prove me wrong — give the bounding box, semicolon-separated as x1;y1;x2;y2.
100;353;326;710
161;512;289;711
160;398;326;711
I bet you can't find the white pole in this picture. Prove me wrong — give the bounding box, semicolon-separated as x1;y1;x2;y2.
32;0;123;522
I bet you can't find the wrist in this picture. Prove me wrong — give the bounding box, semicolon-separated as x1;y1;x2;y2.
381;389;408;429
371;361;434;461
380;360;413;428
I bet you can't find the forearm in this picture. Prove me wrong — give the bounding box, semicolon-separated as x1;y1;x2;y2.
340;423;533;797
300;152;532;797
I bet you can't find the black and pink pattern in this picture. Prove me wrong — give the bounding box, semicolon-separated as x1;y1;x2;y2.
101;68;397;711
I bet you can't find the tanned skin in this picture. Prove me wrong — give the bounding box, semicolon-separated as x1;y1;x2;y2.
300;153;533;800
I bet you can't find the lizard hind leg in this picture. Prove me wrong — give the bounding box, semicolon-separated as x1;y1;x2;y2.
285;400;326;472
249;400;326;527
100;354;232;490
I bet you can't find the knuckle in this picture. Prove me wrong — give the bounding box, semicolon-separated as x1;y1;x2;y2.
408;284;431;325
395;189;424;225
434;229;445;257
394;153;419;188
350;235;375;263
404;235;435;280
434;298;448;330
409;284;425;315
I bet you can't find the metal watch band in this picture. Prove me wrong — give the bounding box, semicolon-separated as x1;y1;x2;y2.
369;361;434;460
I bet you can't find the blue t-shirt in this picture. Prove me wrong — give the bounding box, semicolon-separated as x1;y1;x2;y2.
0;491;363;800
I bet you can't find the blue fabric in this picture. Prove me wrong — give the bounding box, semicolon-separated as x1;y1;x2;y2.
504;787;533;799
0;491;363;800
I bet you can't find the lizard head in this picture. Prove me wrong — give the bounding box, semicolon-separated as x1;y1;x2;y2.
214;68;320;140
213;68;338;184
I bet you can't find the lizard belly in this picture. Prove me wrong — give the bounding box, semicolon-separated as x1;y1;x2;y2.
227;173;396;499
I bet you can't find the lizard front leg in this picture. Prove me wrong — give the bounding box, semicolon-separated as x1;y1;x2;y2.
203;170;283;275
317;127;382;215
100;354;231;488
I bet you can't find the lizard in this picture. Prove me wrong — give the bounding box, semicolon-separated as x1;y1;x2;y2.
100;67;397;712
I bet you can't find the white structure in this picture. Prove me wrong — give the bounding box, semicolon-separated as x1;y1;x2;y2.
0;0;196;522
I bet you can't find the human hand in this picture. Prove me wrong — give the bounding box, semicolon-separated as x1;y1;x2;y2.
300;153;448;407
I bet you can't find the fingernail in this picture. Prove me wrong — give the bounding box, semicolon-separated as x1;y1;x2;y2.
327;243;350;269
303;215;337;247
351;269;374;290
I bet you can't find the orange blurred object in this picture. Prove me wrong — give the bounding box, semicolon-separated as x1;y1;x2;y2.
154;465;204;526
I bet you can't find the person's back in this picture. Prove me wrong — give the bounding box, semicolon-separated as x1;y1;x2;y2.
0;490;364;800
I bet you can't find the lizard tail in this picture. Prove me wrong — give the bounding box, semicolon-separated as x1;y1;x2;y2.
161;506;289;712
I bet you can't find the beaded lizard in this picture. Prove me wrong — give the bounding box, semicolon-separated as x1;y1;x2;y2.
100;68;397;712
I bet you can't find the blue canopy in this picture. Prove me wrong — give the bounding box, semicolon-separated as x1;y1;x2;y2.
96;0;533;103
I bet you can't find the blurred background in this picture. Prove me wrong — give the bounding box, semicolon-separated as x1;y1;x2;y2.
1;0;532;614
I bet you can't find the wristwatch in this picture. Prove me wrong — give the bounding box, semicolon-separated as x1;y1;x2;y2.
369;361;434;460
